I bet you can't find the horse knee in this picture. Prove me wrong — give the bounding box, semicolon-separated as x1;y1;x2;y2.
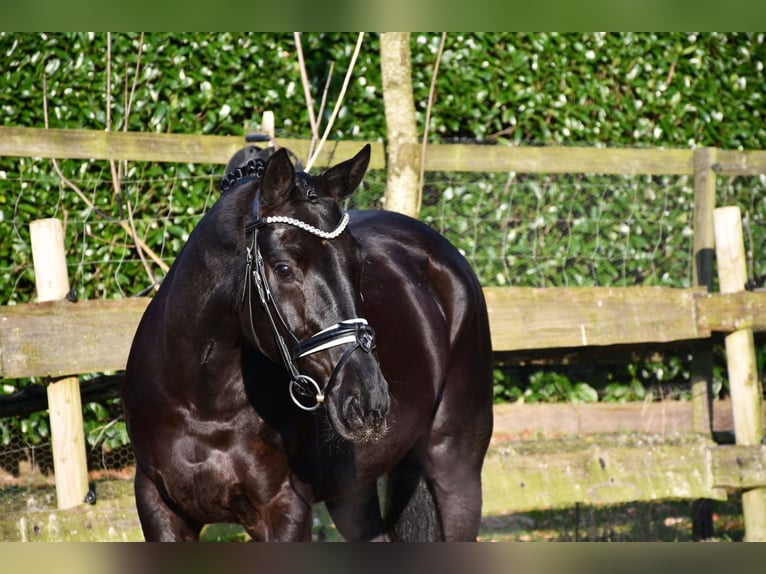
134;466;200;542
325;486;388;542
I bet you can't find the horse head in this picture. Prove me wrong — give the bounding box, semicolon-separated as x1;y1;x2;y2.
233;144;389;443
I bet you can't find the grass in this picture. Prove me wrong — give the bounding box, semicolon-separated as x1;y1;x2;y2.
0;485;746;542
478;494;745;542
199;494;746;542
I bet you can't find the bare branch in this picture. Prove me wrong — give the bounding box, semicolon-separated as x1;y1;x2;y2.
317;61;335;125
43;73;169;276
106;32;112;132
124;32;144;128
305;32;365;173
418;32;447;213
293;32;319;144
312;61;335;161
106;32;160;289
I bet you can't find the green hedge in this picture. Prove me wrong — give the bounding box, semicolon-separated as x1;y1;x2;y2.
3;33;763;146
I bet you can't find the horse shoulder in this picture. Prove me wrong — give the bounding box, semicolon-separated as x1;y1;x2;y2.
349;210;484;334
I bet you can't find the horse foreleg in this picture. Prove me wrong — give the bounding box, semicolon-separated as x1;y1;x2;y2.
134;465;201;542
428;462;483;541
427;341;494;541
325;482;390;541
237;479;315;542
241;504;314;542
425;427;490;541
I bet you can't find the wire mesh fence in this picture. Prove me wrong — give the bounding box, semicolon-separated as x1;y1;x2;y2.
2;156;765;303
0;435;135;515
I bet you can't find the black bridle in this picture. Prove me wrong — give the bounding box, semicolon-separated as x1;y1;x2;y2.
243;213;377;411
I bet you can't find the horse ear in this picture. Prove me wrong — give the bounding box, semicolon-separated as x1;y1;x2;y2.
322;144;371;200
259;148;296;210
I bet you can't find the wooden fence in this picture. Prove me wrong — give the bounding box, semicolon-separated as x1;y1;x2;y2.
2;286;766;380
1;126;766;539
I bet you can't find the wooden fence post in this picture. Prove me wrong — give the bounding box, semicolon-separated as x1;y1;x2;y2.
690;147;717;539
714;206;766;541
30;218;89;510
691;147;717;434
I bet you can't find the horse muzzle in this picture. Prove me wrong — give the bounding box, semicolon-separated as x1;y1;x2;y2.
288;319;381;412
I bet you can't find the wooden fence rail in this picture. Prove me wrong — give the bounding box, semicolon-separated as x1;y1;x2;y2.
2;287;766;380
3;125;766;176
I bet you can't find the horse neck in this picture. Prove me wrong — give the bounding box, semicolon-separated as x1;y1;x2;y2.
162;205;247;348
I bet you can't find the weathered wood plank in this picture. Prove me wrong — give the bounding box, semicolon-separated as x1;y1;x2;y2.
715;150;766;176
696;291;766;332
491;399;766;438
711;445;766;490
484;286;708;352
2;287;765;379
2;126;763;177
0;126;386;170
0;298;149;379
483;435;726;513
423;144;696;175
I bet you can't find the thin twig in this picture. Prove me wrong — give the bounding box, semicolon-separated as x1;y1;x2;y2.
121;33;144;177
119;32;141;175
106;33;124;219
309;61;335;162
418;32;447;213
106;33;112;133
294;32;319;144
305;32;365;173
317;62;335;126
86;415;122;454
122;33;159;287
43;72;169;275
124;185;160;284
43;74;100;211
124;32;144;128
106;32;159;288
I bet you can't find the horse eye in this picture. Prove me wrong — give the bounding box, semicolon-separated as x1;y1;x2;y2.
273;262;292;278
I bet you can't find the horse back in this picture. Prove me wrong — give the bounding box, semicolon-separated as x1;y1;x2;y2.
350;209;489;342
349;209;493;406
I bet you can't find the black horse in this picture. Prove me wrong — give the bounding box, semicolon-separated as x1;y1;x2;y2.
122;144;494;541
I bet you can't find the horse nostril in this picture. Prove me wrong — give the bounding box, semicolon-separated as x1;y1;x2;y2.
343;395;364;428
372;385;391;419
370;408;386;429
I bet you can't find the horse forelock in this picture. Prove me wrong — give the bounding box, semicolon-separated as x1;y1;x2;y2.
294;171;317;200
221;146;349;230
